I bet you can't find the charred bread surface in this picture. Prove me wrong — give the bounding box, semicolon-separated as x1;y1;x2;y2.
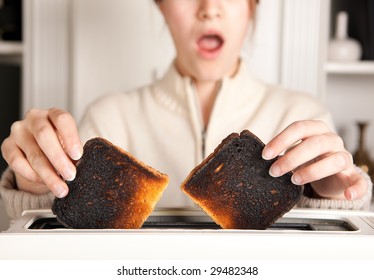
52;137;169;229
181;130;302;229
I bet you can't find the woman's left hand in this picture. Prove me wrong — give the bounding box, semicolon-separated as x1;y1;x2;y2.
262;120;368;200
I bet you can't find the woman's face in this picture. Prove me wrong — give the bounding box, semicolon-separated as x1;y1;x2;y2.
158;0;253;82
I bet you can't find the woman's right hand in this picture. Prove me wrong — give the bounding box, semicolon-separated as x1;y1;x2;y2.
1;108;83;198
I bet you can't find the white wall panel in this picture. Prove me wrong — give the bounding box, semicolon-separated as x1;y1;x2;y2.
23;0;70;113
281;0;327;98
244;0;283;84
70;0;174;121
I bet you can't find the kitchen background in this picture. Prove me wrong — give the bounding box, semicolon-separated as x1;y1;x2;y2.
0;0;373;231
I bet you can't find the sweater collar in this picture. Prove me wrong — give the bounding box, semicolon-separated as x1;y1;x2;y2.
152;59;265;115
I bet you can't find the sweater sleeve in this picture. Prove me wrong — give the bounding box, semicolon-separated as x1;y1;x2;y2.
0;168;55;220
297;166;373;210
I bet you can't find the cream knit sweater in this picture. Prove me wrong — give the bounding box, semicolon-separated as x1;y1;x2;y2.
0;62;372;219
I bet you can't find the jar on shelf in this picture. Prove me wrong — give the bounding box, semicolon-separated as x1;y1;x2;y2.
328;11;362;62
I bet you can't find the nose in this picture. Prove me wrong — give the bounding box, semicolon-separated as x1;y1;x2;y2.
197;0;222;20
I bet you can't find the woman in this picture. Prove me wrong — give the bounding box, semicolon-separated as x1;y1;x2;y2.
0;0;372;219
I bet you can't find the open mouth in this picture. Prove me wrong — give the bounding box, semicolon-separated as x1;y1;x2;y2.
197;33;224;54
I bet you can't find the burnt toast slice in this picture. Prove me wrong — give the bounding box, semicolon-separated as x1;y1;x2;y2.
181;130;302;229
52;137;169;229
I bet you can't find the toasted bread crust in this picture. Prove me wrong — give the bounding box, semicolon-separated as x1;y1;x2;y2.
52;137;169;229
181;130;302;229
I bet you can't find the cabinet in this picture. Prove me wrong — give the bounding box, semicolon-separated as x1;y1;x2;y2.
0;1;23;231
0;41;22;59
0;1;22;177
324;0;374;157
266;0;374;158
2;0;71;114
0;45;20;230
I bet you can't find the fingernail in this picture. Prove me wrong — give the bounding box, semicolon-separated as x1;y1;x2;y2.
64;165;76;181
262;147;275;160
70;145;83;161
349;190;357;201
54;184;68;198
269;165;281;177
291;174;302;185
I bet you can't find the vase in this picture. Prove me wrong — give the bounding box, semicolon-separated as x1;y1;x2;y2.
353;122;374;177
328;11;362;62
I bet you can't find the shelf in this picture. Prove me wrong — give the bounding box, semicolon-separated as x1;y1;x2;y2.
0;41;23;55
325;61;374;75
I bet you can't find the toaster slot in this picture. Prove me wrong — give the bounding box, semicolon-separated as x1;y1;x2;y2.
27;216;357;231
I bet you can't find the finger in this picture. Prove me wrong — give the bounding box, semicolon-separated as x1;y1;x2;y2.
262;120;331;160
290;151;352;187
20;137;69;198
48;108;83;161
345;182;367;201
1;137;42;184
343;168;369;200
25;116;76;182
269;133;344;177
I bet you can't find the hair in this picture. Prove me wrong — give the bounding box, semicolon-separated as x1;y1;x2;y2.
249;0;260;22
